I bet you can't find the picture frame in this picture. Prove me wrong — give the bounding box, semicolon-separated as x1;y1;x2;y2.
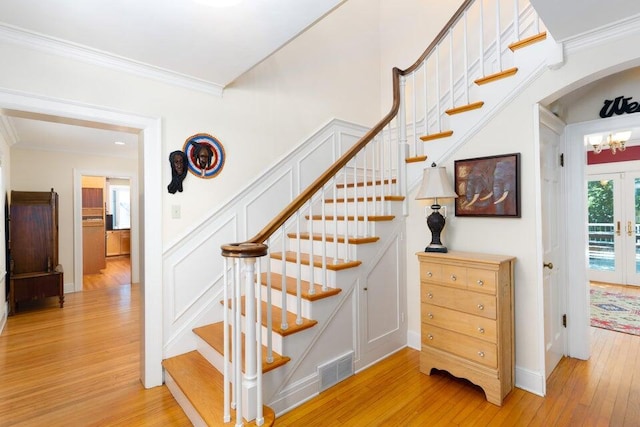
454;153;520;217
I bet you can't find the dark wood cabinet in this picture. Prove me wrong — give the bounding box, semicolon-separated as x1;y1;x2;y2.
9;189;63;315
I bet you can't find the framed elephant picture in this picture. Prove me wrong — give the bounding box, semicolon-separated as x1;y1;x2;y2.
454;153;520;217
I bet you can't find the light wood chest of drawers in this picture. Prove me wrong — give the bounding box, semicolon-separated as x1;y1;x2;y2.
417;251;515;405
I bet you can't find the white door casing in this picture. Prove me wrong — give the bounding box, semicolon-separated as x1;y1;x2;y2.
0;88;163;387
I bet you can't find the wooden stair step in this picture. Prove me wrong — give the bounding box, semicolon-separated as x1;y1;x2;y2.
419;130;453;141
336;178;396;189
324;195;404;203
260;272;342;302
162;351;275;426
474;67;518;86
306;214;394;222
270;251;362;271
509;31;547;51
223;296;319;336
287;231;380;245
194;322;291;374
445;101;484;115
406;155;428;163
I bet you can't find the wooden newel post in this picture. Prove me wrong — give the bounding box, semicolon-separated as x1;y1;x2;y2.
221;242;268;425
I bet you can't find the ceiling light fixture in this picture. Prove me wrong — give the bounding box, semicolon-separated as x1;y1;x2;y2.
114;141;125;146
587;131;632;154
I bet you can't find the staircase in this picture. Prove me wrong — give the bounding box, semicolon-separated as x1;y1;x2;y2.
162;0;552;424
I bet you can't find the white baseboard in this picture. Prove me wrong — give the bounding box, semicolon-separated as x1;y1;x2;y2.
270;373;320;417
515;365;545;397
407;329;420;350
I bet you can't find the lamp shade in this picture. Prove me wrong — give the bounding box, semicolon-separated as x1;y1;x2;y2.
415;166;458;201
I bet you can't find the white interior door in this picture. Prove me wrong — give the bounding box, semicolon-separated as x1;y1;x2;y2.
539;107;566;379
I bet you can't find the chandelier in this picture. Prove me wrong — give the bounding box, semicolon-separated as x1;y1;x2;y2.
587;131;632;154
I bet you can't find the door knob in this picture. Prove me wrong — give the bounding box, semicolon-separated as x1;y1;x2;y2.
543;262;554;269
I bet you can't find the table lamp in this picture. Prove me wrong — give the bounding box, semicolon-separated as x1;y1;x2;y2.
415;165;458;253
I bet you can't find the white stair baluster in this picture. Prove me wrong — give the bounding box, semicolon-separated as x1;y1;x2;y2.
449;28;454;109
513;0;520;41
496;0;502;71
479;0;485;77
223;258;231;423
307;199;315;296
280;226;288;331
255;260;264;427
265;239;273;363
296;211;302;325
321;186;328;292
234;258;242;427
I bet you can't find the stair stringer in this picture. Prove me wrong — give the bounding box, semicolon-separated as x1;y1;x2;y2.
402;35;557;184
262;215;408;416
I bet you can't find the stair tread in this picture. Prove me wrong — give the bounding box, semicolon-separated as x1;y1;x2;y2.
271;251;362;271
260;272;342;301
509;31;547;51
324;195;404;203
194;322;291;373
336;178;396;189
445;101;484;115
406;155;428;163
420;130;454;141
162;351;275;426
223;296;319;336
307;214;395;222
287;231;379;245
474;67;518;86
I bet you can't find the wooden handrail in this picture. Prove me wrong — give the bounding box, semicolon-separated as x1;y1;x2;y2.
221;0;477;255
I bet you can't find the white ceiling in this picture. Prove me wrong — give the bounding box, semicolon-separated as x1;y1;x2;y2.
1;0;639;159
0;0;344;158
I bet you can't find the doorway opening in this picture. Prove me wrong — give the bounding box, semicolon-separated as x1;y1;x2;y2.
81;176;133;291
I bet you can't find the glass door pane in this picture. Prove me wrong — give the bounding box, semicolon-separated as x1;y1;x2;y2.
587;174;623;284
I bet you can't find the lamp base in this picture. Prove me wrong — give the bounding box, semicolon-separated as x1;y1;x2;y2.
425;244;448;253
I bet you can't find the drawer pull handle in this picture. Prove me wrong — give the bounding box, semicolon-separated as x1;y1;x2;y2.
427;272;433;277
428;313;434;319
477;280;484;286
427;334;434;340
451;275;457;281
477;304;484;310
427;292;433;299
478;327;485;334
478;351;485;358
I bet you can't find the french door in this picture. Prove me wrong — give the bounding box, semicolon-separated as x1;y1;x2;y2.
587;172;640;286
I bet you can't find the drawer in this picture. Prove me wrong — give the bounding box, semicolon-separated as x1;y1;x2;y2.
422;324;497;368
422;303;497;343
441;265;467;289
421;283;496;319
420;263;442;283
467;267;497;294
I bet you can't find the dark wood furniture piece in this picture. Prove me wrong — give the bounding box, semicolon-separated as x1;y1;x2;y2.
9;189;63;315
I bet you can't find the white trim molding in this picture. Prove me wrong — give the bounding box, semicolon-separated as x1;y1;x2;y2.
0;23;224;97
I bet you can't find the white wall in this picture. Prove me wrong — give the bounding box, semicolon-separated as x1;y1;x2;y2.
402;26;640;391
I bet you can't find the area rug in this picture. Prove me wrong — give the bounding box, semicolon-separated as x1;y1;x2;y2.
590;288;640;336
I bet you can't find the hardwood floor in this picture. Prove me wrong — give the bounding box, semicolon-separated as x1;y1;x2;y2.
0;256;191;426
83;255;133;290
1;277;638;426
277;283;640;426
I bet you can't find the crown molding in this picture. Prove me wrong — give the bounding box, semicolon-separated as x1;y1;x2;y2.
0;23;224;97
0;115;18;146
564;13;640;54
